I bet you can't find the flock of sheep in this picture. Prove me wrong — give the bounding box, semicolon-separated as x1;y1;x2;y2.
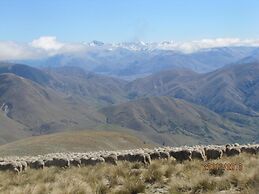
0;143;258;173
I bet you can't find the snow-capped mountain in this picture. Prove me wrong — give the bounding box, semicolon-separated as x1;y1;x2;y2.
17;43;257;80
80;39;259;53
88;40;105;47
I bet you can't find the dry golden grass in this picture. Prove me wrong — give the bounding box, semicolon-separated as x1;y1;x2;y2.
0;153;258;194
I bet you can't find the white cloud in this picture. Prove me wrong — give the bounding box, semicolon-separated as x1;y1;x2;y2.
158;38;259;53
0;41;40;60
31;36;64;51
0;36;88;61
30;36;87;55
0;36;259;61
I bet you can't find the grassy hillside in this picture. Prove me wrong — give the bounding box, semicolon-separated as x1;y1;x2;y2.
101;96;256;145
0;63;53;86
126;68;199;99
0;63;128;105
193;62;259;115
128;63;259;116
0;64;129;144
45;66;128;105
0;111;28;145
0;62;258;146
0;130;153;156
0;73;106;135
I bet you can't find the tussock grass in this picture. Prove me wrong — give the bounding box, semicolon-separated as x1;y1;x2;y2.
143;163;164;184
0;154;258;194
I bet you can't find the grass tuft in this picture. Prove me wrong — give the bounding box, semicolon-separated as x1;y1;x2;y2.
0;153;257;193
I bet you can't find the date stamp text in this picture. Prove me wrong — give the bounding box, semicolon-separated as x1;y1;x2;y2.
203;162;243;171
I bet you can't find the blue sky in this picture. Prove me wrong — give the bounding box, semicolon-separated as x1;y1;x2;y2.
0;0;259;42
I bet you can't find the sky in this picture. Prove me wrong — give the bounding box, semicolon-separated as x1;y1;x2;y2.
0;0;259;60
1;0;259;43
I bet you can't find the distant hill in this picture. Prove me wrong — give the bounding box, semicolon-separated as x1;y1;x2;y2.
0;64;133;145
44;66;128;105
0;131;153;156
126;68;199;99
235;48;259;64
0;62;53;85
128;63;259;116
0;111;28;145
101;96;256;145
194;62;259;115
0;73;105;136
0;63;128;105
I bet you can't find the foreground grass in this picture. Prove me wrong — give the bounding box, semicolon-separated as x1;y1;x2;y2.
0;154;258;194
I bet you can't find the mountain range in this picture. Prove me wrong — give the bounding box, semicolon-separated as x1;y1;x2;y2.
0;52;259;146
18;45;258;80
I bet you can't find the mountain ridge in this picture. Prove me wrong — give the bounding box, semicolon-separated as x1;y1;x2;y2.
0;62;258;145
101;96;257;145
128;62;259;116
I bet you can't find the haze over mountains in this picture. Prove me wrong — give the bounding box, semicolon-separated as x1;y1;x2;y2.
17;44;258;79
0;46;259;147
